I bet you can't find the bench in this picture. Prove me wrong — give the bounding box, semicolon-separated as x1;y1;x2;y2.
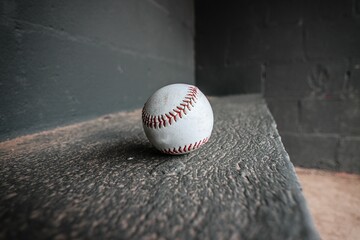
0;94;319;239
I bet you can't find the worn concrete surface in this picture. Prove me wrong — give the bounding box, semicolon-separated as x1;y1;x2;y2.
0;95;319;239
296;167;360;240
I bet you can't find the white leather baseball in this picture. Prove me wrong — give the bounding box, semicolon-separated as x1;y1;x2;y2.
142;83;214;155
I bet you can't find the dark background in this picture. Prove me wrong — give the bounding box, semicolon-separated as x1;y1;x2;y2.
1;0;359;172
0;0;195;140
195;0;360;173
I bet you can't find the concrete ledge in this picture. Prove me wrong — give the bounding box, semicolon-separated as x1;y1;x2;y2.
0;94;319;239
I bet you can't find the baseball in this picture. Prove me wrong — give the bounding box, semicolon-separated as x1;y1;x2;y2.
142;83;214;155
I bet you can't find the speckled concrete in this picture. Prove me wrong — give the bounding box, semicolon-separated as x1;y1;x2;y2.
0;95;319;239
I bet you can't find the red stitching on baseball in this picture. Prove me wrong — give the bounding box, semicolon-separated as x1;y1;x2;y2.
142;86;199;129
160;137;209;155
188;144;192;151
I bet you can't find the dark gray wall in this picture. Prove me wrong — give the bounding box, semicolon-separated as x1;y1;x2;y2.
195;0;360;173
0;0;194;141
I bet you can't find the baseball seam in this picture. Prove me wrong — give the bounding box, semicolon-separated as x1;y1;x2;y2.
142;86;198;129
160;137;209;154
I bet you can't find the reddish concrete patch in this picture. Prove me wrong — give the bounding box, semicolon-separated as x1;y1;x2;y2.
296;167;360;240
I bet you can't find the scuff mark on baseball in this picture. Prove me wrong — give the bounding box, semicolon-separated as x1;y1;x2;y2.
142;83;214;155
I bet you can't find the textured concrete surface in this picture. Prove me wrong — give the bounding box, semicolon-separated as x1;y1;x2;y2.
296;167;360;240
0;0;194;141
0;95;319;239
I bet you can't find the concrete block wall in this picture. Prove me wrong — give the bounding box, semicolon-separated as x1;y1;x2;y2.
0;0;194;141
196;0;360;173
